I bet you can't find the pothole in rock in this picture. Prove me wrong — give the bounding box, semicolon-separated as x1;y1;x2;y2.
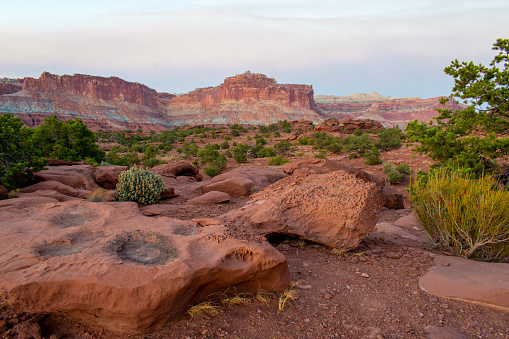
48;208;99;228
172;224;202;236
110;231;178;266
37;231;103;257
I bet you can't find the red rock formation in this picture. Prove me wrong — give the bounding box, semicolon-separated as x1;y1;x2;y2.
314;118;383;133
0;83;22;95
166;72;323;125
316;95;465;128
23;72;174;109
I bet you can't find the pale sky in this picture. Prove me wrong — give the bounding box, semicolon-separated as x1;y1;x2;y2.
1;0;508;98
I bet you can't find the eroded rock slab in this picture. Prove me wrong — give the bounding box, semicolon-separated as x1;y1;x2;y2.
219;170;383;250
0;199;290;333
419;255;509;311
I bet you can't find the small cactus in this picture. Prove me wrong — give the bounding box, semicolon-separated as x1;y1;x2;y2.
116;167;164;205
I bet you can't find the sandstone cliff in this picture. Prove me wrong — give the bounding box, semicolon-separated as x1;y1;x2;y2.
165;72;324;125
315;94;465;128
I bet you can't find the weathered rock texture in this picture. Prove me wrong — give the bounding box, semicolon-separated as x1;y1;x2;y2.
419;255;509;311
166;72;323;125
219;171;384;249
0;199;290;333
315;93;465;129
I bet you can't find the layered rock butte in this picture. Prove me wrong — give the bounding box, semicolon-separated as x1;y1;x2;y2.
0;72;464;131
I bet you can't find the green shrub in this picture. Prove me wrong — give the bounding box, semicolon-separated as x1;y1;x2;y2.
255;137;267;145
203;166;221;177
231;130;240;137
410;169;509;261
268;156;290;166
381;162;396;174
116;167;164;205
233;145;249;163
256;147;277;158
364;147;382;165
385;169;404;185
396;163;412;176
376;127;404;151
274;141;292;155
0;114;47;190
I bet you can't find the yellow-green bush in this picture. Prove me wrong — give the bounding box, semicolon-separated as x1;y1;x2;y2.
116;167;164;205
410;169;509;261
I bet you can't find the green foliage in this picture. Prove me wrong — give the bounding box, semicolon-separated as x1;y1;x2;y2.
364;147;382;165
342;134;373;157
31;115;105;163
220;140;230;149
0;114;47;189
116;167;164;205
268;155;290;166
203;166;222;177
233;144;249;163
274;141;292;155
197;145;227;170
410;168;509;261
382;162;410;185
406;39;509;177
176;142;199;158
256;147;277;158
230;124;247;132
230;130;240;137
376;127;404;151
255;137;267;145
274;131;281;138
105;149;140;166
353;128;363;136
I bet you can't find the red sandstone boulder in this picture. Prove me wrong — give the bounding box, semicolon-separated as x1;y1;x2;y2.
151;162;200;179
34;165;99;190
20;180;86;198
203;166;288;192
18;190;82;202
202;177;254;196
220;171;384;249
382;185;405;209
283;159;385;188
0;200;290;333
93;165;127;189
185;191;230;205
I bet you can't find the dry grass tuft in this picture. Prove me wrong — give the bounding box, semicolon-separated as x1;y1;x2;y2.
221;294;252;307
330;247;347;257
278;281;299;313
86;188;114;202
186;301;222;319
255;289;274;304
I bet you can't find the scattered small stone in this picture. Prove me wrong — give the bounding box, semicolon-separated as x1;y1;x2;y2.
278;321;287;326
360;284;367;288
440;303;450;309
359;256;368;262
304;318;311;323
361;273;370;278
323;293;334;300
386;252;401;259
442;262;450;267
297;284;312;290
303;262;309;267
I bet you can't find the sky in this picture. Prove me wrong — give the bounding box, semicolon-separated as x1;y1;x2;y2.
1;0;508;98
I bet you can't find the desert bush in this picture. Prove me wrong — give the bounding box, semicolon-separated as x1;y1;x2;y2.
396;163;412;176
382;162;410;184
0;114;47;190
274;141;292;155
233;145;249;163
376;127;404;151
116;167;164;205
256;147;277;158
203;166;221;177
364;147;382;165
410;169;509;261
268;156;290;166
230;130;240;137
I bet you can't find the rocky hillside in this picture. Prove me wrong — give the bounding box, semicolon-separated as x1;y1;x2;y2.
315;93;465;129
0;72;464;131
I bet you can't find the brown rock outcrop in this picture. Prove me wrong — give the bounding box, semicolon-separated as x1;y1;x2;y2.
314;118;383;133
93;165;127;189
0;199;290;333
220;170;384;249
34;165;99;190
0;83;22;96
